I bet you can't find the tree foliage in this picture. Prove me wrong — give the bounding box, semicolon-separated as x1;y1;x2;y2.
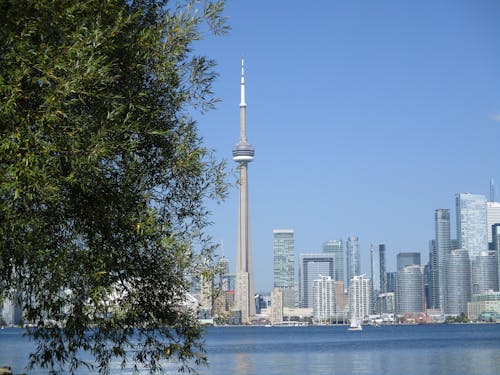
0;0;228;373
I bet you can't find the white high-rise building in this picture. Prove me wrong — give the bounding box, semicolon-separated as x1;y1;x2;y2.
312;275;336;324
348;275;371;322
434;208;451;310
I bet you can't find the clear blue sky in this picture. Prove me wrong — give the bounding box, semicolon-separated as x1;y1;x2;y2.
195;1;500;292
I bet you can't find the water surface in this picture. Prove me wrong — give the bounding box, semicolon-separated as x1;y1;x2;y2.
1;324;500;374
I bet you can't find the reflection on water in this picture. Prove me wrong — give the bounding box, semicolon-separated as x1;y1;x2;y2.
201;325;500;375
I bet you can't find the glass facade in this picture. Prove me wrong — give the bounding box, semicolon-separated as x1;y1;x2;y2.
471;251;498;295
322;240;344;284
487;201;500;246
396;265;424;316
371;244;387;314
273;229;295;288
346;236;360;288
273;229;296;308
435;209;451;310
299;254;335;308
456;193;488;258
397;252;421;270
445;249;471;315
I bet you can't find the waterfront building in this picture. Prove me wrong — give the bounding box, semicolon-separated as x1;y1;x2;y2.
334;281;348;321
312;275;336;324
487;201;500;247
435;209;451;310
233;58;256;323
370;243;387;313
346;236;360;288
467;291;500;321
424;261;431;309
378;292;395;314
396;265;425;316
386;271;397;293
471;251;498;294
456;193;488;258
273;229;297;308
397;252;421;270
299;253;335;308
323;240;344;283
271;288;283;324
445;249;471;316
348;275;371;322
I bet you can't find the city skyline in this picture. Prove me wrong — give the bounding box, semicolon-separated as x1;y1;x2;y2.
196;1;500;291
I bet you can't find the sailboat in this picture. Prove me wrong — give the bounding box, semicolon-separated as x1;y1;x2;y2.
348;312;363;331
347;299;363;331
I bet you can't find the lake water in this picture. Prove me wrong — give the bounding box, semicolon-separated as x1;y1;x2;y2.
1;324;500;374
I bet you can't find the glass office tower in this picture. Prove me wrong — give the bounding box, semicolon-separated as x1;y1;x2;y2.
273;229;296;308
456;193;488;258
299;253;335;308
445;249;471;315
346;236;360;288
396;265;425;316
323;239;344;283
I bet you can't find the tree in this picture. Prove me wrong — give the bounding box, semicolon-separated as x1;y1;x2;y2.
0;0;228;373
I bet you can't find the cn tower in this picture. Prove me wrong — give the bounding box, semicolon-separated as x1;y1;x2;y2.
232;57;255;323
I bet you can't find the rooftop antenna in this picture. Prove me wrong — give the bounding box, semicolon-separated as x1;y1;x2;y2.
490;179;495;202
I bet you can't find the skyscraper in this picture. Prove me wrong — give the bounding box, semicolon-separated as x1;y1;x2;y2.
471;251;498;295
397;252;421;270
348;275;371;322
386;271;397;293
323;239;344;283
312;275;336;324
445;249;471;315
370;243;387;314
396;265;425;316
456;193;488;258
371;244;387;293
233;58;255;323
299;253;335;308
273;229;296;308
346;236;360;287
435;209;451;310
487;201;500;248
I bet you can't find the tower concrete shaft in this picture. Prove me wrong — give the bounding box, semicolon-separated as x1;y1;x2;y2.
233;57;255;323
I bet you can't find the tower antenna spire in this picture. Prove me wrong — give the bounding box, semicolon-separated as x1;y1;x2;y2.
490;178;495;202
